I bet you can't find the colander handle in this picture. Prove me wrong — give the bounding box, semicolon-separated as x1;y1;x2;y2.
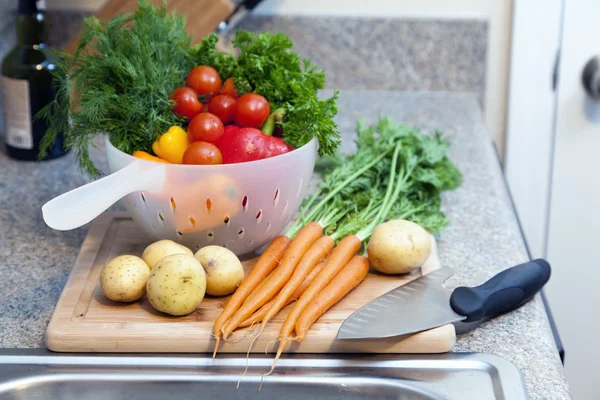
42;161;166;231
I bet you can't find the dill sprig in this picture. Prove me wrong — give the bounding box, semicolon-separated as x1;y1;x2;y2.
38;1;198;177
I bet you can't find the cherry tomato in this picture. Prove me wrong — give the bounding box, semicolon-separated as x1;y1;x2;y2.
171;87;202;120
221;77;239;98
188;112;224;146
234;93;270;128
208;95;236;124
186;66;222;97
183;141;223;165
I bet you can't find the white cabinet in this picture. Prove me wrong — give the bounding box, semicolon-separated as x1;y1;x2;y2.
506;0;600;397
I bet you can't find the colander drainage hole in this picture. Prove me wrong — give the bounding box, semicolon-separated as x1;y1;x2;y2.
157;211;165;224
141;193;146;203
265;222;272;232
238;228;245;238
247;239;254;247
189;216;196;226
177;231;183;237
170;197;177;211
273;189;280;206
206;198;212;212
242;195;248;211
223;215;230;224
207;231;214;241
255;209;263;224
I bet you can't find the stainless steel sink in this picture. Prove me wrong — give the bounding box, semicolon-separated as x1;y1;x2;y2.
0;350;528;399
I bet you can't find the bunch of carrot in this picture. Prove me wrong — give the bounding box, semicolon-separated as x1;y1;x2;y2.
212;117;463;380
212;144;408;376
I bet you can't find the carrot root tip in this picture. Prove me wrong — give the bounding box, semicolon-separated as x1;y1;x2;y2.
212;336;220;358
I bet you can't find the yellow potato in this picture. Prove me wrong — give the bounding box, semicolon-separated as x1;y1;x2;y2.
142;240;193;270
195;245;244;296
100;255;150;302
367;219;431;275
146;254;206;316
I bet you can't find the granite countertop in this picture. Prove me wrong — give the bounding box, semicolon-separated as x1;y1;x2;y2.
0;91;569;399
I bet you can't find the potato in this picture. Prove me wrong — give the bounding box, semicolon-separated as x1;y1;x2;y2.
146;254;206;316
367;219;431;275
195;245;244;296
100;255;150;302
142;240;193;270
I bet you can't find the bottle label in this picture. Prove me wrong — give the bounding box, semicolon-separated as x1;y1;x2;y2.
1;76;33;150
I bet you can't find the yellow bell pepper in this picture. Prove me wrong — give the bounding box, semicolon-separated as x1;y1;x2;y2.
152;126;189;164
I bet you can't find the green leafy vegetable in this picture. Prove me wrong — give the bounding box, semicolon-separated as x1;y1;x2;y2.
38;1;193;176
38;1;340;176
288;116;462;241
195;30;341;155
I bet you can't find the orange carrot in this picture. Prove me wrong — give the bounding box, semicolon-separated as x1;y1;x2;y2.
269;235;362;367
212;235;291;357
221;222;323;339
239;258;327;328
260;236;334;330
280;235;362;340
295;255;370;341
241;267;277;308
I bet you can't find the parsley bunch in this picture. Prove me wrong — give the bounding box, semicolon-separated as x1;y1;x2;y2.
194;31;340;155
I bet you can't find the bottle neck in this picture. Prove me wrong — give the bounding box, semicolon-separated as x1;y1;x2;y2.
16;0;47;46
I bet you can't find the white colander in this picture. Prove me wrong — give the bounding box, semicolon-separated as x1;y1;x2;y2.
42;136;317;255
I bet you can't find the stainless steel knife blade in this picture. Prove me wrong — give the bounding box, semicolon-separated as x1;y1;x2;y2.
337;267;466;339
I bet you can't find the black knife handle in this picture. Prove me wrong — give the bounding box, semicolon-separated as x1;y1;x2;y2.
449;259;551;322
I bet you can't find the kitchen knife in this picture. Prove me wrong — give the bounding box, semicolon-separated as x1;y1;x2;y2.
337;259;551;340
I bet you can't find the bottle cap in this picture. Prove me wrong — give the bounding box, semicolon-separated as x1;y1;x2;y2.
18;0;46;13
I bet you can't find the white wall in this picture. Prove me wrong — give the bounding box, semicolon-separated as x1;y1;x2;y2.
48;0;513;157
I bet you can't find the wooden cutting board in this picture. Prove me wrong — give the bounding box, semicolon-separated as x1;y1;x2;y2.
46;213;456;353
62;0;235;54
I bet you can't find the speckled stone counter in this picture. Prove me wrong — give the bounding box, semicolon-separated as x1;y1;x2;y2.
0;91;570;399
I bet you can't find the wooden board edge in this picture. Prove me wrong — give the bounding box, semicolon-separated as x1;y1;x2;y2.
46;322;455;353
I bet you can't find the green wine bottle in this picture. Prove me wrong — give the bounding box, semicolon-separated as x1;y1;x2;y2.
1;0;67;161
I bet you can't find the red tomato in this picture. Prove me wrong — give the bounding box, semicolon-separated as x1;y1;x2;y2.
221;77;239;98
171;87;202;120
186;66;222;97
223;124;240;137
183;141;223;165
219;127;267;164
219;127;291;164
234;93;270;128
263;137;293;158
188;113;224;146
208;95;236;124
